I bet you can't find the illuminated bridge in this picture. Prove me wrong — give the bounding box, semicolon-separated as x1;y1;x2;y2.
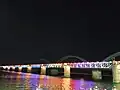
1;52;120;83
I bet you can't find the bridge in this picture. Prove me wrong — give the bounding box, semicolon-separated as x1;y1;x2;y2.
1;52;120;83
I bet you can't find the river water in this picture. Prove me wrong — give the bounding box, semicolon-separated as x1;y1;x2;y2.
0;71;118;90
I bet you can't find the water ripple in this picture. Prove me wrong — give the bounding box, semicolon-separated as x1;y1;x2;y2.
0;71;114;90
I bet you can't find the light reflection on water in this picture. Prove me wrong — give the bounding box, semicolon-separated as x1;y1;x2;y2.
0;71;115;90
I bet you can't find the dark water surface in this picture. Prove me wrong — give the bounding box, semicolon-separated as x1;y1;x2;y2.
0;71;116;90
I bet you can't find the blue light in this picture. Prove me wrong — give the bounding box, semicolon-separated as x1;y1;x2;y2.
31;65;40;68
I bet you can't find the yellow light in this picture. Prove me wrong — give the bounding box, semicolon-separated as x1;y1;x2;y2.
117;65;120;69
18;66;22;72
64;63;67;66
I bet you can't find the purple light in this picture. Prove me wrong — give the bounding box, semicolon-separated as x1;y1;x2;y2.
73;79;95;90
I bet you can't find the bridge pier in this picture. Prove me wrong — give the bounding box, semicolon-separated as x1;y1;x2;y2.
41;65;46;75
11;66;15;71
92;70;102;80
18;66;22;72
7;66;10;71
64;63;70;78
113;61;120;83
27;65;32;73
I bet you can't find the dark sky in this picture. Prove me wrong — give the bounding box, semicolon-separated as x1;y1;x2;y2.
0;1;119;64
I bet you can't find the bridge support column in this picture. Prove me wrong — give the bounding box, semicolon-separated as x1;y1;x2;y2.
92;70;102;80
113;61;120;83
18;66;22;72
41;65;46;75
64;63;70;78
7;66;10;71
27;65;32;73
12;66;15;71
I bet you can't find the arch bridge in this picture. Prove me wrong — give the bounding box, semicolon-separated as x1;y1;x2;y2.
1;53;120;82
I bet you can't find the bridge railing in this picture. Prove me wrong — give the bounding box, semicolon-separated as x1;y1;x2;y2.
0;61;113;69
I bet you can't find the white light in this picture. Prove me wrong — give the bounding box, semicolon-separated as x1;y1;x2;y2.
3;66;6;69
21;65;27;68
109;61;112;63
78;63;81;68
81;63;85;68
7;66;10;69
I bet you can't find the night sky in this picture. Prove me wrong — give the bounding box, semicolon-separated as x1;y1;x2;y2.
0;1;119;64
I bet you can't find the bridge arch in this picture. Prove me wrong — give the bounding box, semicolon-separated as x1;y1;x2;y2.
57;55;87;63
103;52;120;62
